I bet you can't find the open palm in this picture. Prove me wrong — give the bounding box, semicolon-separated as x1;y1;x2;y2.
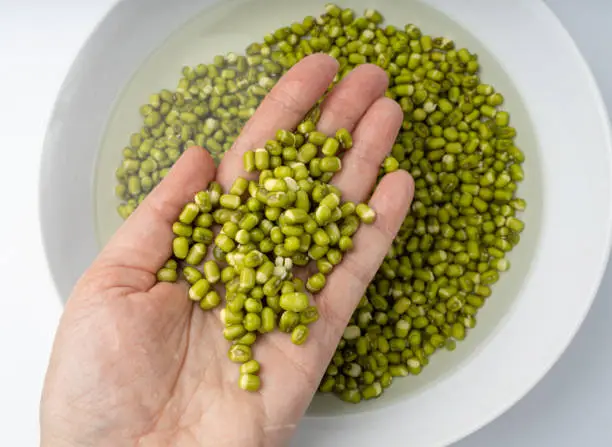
41;55;413;447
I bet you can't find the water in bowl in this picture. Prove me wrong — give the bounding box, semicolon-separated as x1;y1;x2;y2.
94;0;541;416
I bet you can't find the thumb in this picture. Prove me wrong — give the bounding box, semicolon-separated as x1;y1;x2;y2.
94;147;216;276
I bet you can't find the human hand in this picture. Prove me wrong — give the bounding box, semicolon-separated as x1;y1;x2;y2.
41;54;414;447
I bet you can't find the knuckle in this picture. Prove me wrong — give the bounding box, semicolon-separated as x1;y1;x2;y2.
266;83;304;117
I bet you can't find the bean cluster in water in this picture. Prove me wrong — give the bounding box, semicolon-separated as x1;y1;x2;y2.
117;4;526;403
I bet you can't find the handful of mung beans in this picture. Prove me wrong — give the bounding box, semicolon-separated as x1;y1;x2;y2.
158;122;376;393
119;3;526;403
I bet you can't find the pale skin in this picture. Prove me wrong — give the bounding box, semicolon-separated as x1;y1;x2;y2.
40;54;415;447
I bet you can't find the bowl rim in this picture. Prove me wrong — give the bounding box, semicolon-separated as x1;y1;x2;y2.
38;0;612;446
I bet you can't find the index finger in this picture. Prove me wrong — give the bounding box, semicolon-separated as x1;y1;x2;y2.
216;54;339;190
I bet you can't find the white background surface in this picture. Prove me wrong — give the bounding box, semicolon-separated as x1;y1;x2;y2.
0;0;610;445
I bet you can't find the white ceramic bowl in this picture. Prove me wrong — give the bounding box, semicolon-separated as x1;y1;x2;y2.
39;0;612;445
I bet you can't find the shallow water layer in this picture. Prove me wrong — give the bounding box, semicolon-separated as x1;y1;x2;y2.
94;0;541;416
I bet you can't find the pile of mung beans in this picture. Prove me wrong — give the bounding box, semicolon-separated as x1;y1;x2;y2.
115;4;526;403
158;123;376;392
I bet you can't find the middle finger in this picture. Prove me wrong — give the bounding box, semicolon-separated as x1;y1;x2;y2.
316;64;389;135
316;64;403;203
216;54;339;190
